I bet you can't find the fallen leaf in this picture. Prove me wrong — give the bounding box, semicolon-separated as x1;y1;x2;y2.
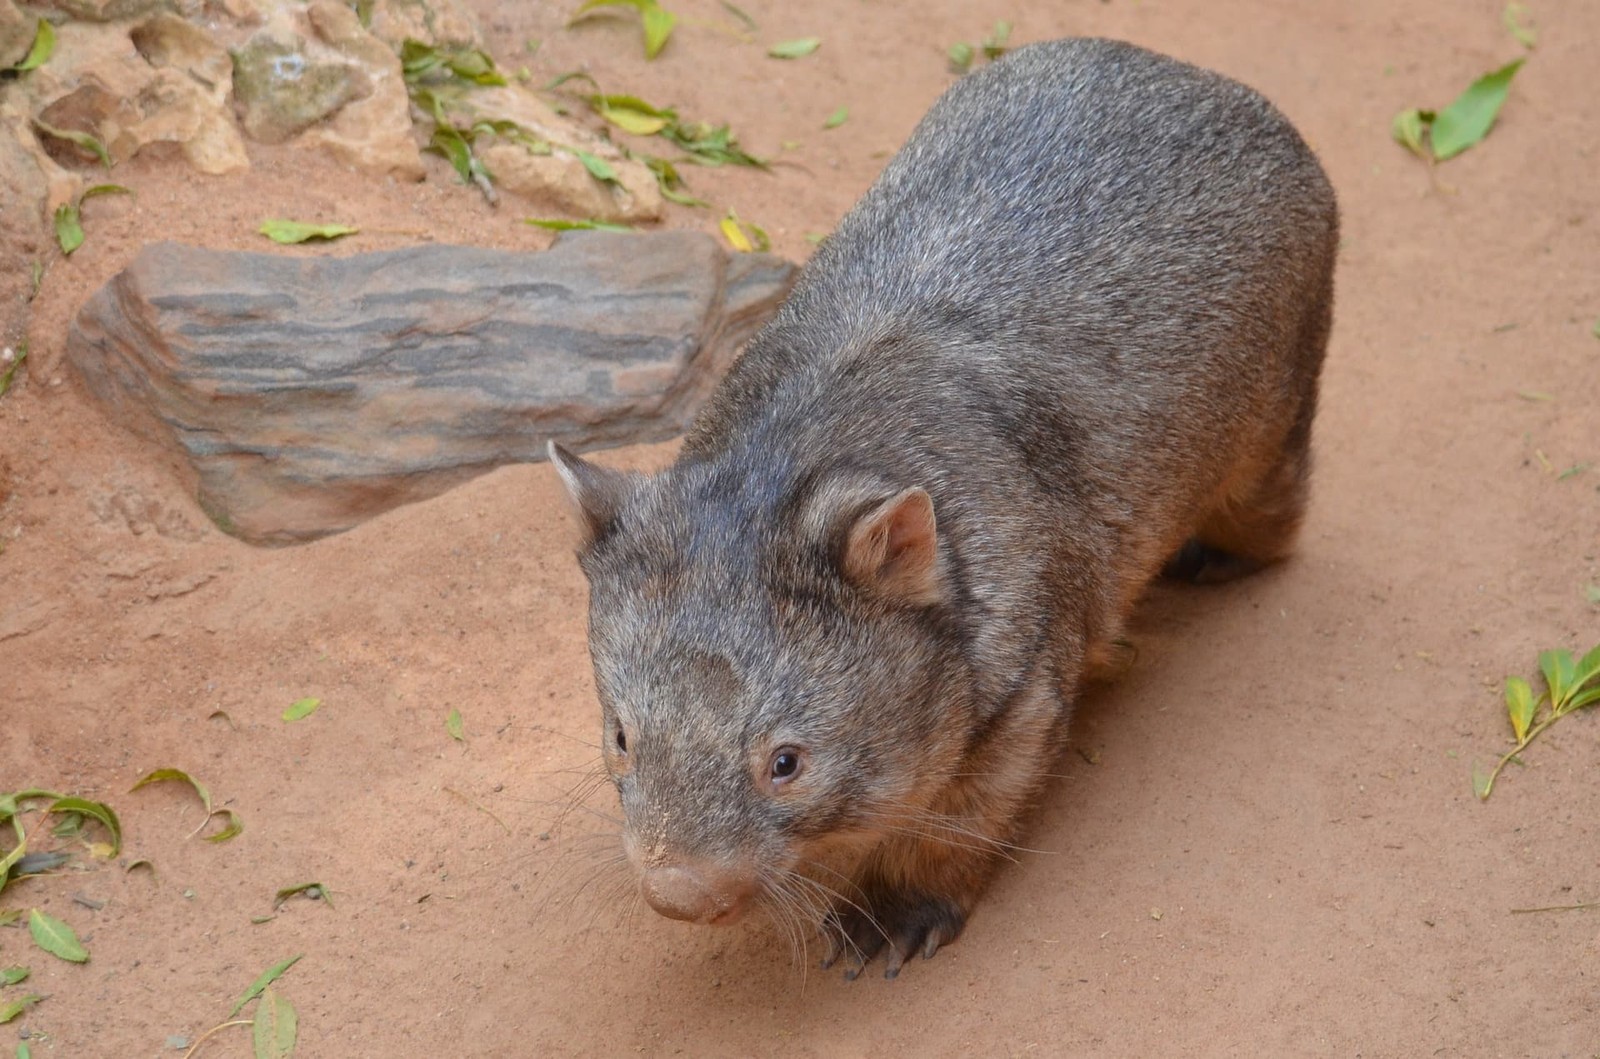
229;954;303;1018
446;709;465;742
1430;59;1524;160
719;0;756;32
53;204;83;255
0;343;28;399
524;218;634;232
274;882;331;910
767;37;821;59
0;995;41;1025
46;797;121;855
947;41;974;74
1504;676;1536;744
251;986;298;1058
1390;108;1431;159
10;19;55;73
570;0;677;60
32;119;110;168
204;809;244;843
1503;2;1536;48
282;697;321;722
981;20;1012;60
28;908;88;963
571;148;618;184
719;213;751;252
823;106;849;129
594;94;674;135
0;967;27;985
131;768;243;842
259;221;359;245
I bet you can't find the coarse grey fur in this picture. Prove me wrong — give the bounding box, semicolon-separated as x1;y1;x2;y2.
550;37;1338;978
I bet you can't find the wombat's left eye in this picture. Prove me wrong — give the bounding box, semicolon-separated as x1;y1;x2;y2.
769;747;803;784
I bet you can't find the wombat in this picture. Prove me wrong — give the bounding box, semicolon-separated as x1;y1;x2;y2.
549;37;1337;978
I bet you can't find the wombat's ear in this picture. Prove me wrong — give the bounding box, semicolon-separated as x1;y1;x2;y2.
547;441;637;549
840;487;943;606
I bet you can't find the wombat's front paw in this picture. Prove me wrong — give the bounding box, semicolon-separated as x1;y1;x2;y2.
820;891;968;980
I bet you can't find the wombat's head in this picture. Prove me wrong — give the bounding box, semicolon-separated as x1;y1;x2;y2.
549;442;976;926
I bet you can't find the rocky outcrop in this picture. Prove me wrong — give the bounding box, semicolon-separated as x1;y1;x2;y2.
67;233;796;544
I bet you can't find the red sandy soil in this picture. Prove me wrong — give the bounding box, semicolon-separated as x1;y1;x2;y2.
3;0;1599;1055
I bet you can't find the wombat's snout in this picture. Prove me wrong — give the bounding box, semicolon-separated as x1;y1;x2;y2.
639;863;756;925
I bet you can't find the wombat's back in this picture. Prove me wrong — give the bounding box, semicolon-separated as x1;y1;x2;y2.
688;37;1337;601
794;37;1334;362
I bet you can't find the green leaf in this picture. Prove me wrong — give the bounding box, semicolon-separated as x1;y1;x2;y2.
571;0;677;60
251;986;298;1058
274;882;331;909
718;210;769;254
571;149;618;184
720;213;752;253
1430;59;1524;161
0;910;19;926
1539;648;1575;708
28;908;87;962
767;37;820;59
228;954;303;1018
1568;686;1600;711
131;767;241;840
81;183;131;202
1471;761;1494;800
0;343;28;400
204;809;244;843
445;709;465;741
0;995;41;1025
660;119;765;168
592;94;676;135
259;221;359;245
947;41;974;74
53;203;83;255
981;20;1012;60
637;154;708;206
823;106;849;130
282;697;322;722
719;0;756;32
524;218;634;232
426;126;492;188
131;767;213;812
0;967;27;985
1504;676;1536;744
19;1040;33;1059
1570;643;1600;692
11;19;56;72
1503;2;1536;48
32;119;111;168
47;797;121;855
639;3;675;58
1390;108;1431;159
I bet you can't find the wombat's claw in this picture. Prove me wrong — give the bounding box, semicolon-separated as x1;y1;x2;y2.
822;896;966;980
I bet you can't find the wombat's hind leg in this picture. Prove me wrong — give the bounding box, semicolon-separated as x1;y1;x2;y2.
1164;422;1314;585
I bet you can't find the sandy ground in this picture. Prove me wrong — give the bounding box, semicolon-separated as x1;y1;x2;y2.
4;0;1600;1055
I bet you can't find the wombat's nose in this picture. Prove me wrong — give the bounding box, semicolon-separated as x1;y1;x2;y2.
640;864;753;924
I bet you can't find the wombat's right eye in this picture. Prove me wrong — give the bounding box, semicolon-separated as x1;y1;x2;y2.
614;728;627;754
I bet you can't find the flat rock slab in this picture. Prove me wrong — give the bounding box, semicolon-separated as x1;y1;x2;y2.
67;232;795;544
